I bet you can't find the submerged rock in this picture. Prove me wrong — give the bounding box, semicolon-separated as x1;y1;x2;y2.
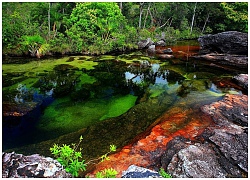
2;152;72;178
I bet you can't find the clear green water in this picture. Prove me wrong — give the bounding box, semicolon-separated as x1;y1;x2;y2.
2;41;246;156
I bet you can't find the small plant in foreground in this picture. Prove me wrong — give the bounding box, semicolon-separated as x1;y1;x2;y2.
95;168;118;178
159;168;172;178
50;136;117;177
50;135;86;177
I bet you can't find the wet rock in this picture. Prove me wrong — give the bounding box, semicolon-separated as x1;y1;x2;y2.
156;47;173;54
198;31;248;55
155;40;166;47
2;152;72;178
195;31;248;69
163;48;173;54
147;45;155;54
201;94;248;128
121;165;161;178
201;94;248;174
192;53;248;69
158;54;174;59
3;102;38;117
161;94;248;178
138;38;154;49
233;74;248;90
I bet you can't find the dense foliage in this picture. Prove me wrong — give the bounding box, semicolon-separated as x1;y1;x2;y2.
2;2;248;56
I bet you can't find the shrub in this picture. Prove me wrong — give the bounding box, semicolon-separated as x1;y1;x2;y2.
50;136;117;177
50;136;86;177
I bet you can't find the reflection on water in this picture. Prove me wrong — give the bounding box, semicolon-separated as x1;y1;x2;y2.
2;42;246;154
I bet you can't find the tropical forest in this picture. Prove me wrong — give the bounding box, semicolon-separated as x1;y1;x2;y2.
2;2;248;178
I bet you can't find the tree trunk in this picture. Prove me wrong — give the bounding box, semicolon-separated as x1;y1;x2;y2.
119;2;122;12
143;3;151;29
139;3;144;29
202;13;209;33
48;2;51;39
190;2;197;35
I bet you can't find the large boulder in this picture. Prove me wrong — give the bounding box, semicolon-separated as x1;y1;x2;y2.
2;152;72;178
138;38;154;49
167;141;227;178
198;31;248;55
161;94;248;178
194;31;248;69
201;94;248;174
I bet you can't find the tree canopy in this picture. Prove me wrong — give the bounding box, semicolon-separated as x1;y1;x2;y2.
2;2;248;56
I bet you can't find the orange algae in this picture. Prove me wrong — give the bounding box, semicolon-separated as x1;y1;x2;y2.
86;107;213;177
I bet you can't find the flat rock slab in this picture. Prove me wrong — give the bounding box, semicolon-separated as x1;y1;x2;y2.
192;53;248;69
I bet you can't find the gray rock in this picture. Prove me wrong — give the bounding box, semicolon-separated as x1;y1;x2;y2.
163;48;173;54
121;165;161;178
2;152;72;178
167;143;227;178
138;38;154;49
201;94;248;174
209;130;248;172
155;40;166;47
147;44;155;54
233;74;248;90
198;31;248;55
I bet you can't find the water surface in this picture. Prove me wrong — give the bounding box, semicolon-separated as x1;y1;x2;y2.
2;41;245;157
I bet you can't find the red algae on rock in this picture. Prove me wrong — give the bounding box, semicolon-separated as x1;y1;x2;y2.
86;106;213;177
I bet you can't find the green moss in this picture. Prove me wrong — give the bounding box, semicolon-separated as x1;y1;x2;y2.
37;97;107;133
75;73;97;89
2;56;98;78
37;94;137;133
97;55;116;61
100;94;137;120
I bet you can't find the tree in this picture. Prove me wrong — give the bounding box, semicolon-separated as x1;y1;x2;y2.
66;2;127;54
220;2;248;32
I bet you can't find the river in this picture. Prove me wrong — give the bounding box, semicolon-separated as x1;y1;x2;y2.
2;40;246;160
